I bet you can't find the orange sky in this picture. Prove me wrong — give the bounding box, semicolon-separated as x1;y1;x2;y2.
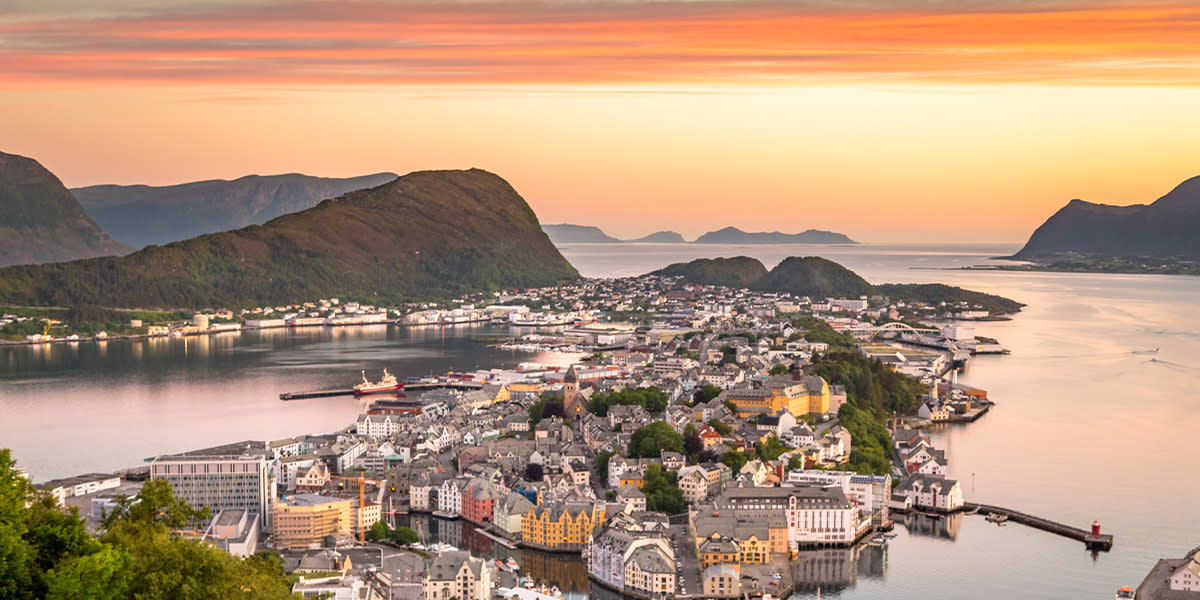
3;0;1200;242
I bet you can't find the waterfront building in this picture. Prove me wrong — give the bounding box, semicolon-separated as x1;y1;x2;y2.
521;501;605;550
1138;545;1200;599
272;494;353;548
493;492;535;537
37;473;121;507
150;444;277;529
588;525;676;595
423;551;492;600
894;474;964;513
723;373;831;419
438;477;469;516
786;470;892;528
711;485;864;550
462;478;501;523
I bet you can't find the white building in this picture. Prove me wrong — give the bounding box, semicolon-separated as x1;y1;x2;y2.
424;551;492;600
150;446;277;530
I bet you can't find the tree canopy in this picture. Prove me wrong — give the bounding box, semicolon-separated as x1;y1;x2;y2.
628;421;684;458
587;386;668;417
0;449;299;600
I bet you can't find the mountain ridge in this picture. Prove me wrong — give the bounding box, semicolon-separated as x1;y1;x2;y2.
74;172;399;248
0;150;133;267
1012;175;1200;261
0;169;578;308
542;223;855;244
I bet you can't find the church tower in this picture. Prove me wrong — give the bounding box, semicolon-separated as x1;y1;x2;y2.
563;364;583;419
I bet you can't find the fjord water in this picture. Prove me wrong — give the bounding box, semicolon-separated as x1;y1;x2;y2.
2;242;1198;598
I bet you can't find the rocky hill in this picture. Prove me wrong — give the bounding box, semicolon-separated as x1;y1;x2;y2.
74;172;397;248
653;256;769;288
751;256;874;298
693;226;856;244
0;169;578;308
1013;176;1200;260
0;151;133;267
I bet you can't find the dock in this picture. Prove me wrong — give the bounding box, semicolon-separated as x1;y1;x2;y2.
279;389;355;401
964;502;1113;551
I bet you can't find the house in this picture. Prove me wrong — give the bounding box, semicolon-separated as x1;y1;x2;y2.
423;551;492;600
615;484;647;512
678;467;709;504
702;564;741;598
520;501;605;549
493;492;535;538
461;478;501;523
895;474;964;512
588;524;676;595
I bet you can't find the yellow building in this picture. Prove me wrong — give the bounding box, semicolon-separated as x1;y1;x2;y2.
273;494;353;548
521;501;605;549
725;375;830;418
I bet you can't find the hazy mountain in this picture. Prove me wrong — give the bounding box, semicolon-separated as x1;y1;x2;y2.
650;255;1023;314
541;224;622;243
652;256;769;288
0;150;133;267
0;169;578;308
74;172;398;248
1012;176;1200;260
693;226;856;244
628;231;686;243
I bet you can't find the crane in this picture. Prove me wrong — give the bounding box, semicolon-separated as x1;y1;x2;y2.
329;472;385;543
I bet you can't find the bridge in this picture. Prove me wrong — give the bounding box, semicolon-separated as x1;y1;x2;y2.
848;322;941;337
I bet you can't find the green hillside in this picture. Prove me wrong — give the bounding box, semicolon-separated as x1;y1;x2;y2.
653;256;768;287
0;169;579;308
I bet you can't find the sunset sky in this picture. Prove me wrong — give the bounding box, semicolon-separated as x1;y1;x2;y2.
3;0;1200;242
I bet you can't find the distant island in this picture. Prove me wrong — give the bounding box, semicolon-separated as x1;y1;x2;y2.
0;169;578;308
0;150;133;267
693;226;856;245
1001;175;1200;275
654;255;1023;315
74;172;398;248
541;224;855;245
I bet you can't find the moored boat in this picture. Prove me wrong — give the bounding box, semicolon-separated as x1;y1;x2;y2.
354;369;404;395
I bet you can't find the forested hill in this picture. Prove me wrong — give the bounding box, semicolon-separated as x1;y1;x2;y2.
0;169;579;308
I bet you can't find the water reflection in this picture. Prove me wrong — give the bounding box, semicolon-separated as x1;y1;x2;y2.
903;512;963;541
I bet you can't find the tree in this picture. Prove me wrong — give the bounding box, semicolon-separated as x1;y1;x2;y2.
367;520;391;542
593;450;615;483
721;450;748;473
694;385;722;404
524;462;544;482
392;526;419;546
683;425;703;460
103;479;209;529
787;456;805;471
707;419;732;436
628;421;684;458
45;545;131;600
755;435;788;461
769;364;791;376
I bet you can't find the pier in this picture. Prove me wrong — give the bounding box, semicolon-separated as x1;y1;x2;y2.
279;389;355;400
963;502;1113;551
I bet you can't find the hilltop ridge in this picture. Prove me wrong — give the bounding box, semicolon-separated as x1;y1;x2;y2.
0;169;578;308
0;150;133;267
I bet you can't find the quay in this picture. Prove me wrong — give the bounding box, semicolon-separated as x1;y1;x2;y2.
279;389;355;400
964;502;1113;551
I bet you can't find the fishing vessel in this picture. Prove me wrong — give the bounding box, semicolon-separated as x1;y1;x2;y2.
354;369;403;395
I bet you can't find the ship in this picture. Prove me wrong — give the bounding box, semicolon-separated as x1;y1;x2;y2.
354;369;404;395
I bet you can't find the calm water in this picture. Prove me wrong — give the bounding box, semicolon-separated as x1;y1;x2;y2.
3;241;1198;598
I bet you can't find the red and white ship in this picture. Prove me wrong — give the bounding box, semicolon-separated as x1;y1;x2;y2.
354;369;404;395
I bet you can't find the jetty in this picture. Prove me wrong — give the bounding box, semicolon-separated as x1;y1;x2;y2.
279;389;355;401
964;502;1113;551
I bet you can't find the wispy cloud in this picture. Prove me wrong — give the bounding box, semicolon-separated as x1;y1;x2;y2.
2;0;1199;87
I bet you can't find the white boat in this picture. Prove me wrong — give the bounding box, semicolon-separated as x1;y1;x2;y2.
506;558;520;572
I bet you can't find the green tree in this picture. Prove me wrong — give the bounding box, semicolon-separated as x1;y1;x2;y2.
391;526;419;546
683;425;703;461
367;520;391;542
707;419;732;436
103;479;209;529
755;435;788;461
593;450;615;483
721;450;748;473
694;385;722;404
628;421;684;458
769;364;791;376
46;545;131;600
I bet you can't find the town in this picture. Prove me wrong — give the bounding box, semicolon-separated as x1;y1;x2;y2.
20;273;1177;600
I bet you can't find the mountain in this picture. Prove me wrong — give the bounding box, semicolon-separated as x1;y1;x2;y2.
694;226;856;244
652;256;768;288
649;255;1023;314
629;231;685;243
1013;176;1200;260
0;150;133;267
0;169;579;308
73;172;398;248
751;256;874;298
541;224;622;244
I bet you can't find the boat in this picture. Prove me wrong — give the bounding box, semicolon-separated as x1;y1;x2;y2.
985;512;1009;524
506;558;520;572
1116;587;1134;599
354;369;404;395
